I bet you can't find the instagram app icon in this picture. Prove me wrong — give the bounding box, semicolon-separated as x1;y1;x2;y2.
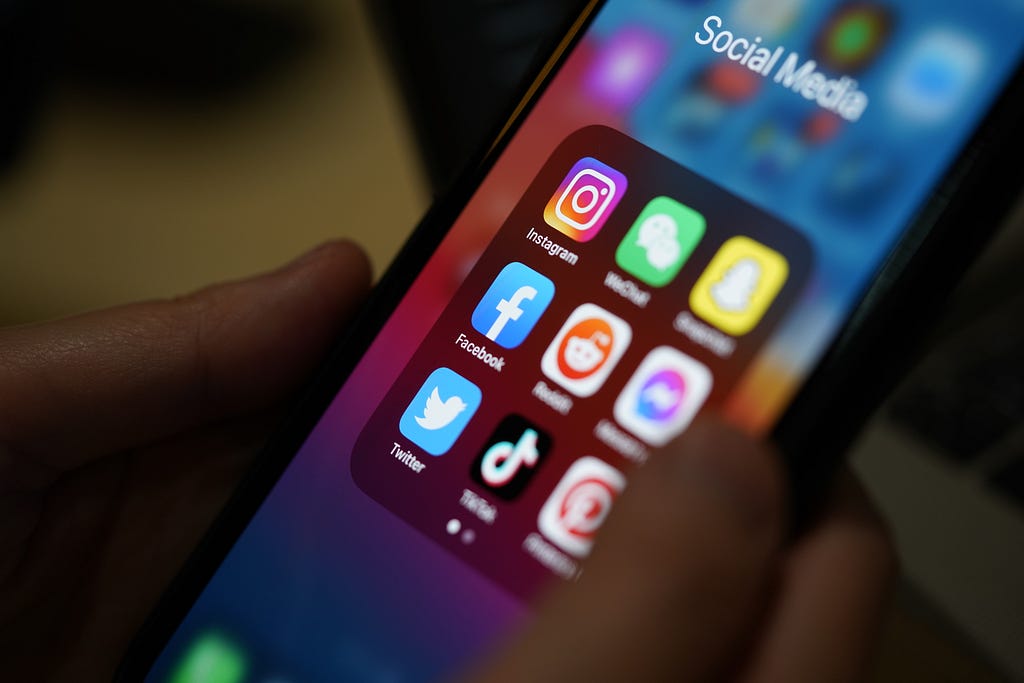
543;157;627;242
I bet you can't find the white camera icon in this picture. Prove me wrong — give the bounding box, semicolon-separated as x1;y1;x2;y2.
554;168;618;232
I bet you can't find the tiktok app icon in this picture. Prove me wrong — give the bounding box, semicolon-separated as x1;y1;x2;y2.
471;415;552;500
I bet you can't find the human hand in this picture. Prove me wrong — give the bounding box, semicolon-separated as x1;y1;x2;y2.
465;422;895;682
0;239;893;682
0;242;371;681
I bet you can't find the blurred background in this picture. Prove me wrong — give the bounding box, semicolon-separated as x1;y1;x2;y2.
2;0;1022;679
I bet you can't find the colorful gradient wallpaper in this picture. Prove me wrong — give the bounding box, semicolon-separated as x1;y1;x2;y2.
148;1;1024;681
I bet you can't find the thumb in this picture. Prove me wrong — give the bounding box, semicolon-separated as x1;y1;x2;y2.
0;240;371;476
468;419;785;683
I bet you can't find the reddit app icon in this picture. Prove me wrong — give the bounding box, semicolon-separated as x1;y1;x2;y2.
541;303;631;397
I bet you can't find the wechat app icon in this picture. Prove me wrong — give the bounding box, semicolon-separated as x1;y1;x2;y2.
615;197;705;288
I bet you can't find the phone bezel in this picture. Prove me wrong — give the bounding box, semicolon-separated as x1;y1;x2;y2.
117;1;1024;677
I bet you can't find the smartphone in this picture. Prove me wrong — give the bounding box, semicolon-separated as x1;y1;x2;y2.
121;1;1024;680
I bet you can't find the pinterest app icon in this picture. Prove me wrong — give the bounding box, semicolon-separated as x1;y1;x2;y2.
543;157;627;241
538;457;626;557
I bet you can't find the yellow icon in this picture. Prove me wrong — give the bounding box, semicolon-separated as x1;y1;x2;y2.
690;236;788;336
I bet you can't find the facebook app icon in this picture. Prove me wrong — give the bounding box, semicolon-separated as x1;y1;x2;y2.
472;262;555;348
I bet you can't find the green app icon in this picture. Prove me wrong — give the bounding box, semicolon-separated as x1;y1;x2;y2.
170;632;248;683
615;196;705;287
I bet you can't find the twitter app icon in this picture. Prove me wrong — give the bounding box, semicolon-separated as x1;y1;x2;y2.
399;368;482;456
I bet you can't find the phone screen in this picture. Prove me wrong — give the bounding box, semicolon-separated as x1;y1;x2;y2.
149;1;1024;680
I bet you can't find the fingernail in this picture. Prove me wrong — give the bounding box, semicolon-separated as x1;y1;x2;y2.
672;419;783;532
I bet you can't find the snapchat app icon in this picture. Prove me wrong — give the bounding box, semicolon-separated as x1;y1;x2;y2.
690;236;788;336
